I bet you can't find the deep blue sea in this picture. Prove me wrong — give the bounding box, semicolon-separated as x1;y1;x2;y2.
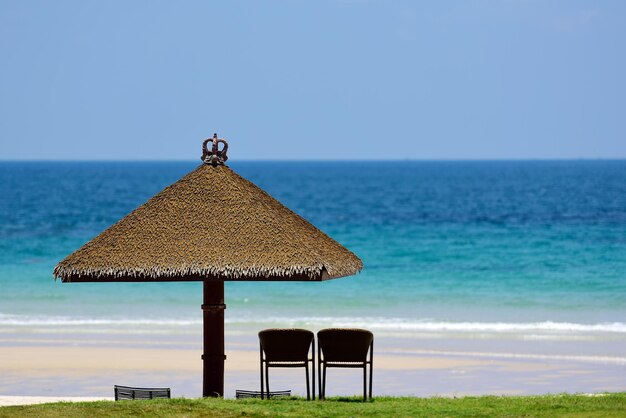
1;161;626;340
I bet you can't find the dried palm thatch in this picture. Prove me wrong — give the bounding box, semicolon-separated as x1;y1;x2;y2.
53;164;362;282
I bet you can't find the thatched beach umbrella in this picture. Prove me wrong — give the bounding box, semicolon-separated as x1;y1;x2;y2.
53;134;362;397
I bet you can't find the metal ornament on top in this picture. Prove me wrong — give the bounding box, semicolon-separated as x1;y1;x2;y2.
202;133;229;166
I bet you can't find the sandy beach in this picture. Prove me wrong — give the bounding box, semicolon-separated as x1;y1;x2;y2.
1;331;624;403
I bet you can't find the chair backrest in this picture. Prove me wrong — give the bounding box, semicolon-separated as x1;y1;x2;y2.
114;385;171;400
259;328;314;362
317;328;373;362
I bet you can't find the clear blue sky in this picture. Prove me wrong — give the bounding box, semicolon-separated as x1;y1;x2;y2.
1;1;624;160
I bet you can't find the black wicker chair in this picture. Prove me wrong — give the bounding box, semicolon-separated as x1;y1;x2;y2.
259;328;315;400
317;328;373;401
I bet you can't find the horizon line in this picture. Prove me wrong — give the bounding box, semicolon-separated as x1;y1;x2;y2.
1;157;626;163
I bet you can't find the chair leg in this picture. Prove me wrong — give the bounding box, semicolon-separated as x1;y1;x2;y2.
318;360;322;400
322;365;327;400
317;346;322;400
369;362;373;400
260;361;264;400
305;364;310;400
311;350;315;400
265;364;270;398
369;341;374;400
363;366;367;401
260;348;264;400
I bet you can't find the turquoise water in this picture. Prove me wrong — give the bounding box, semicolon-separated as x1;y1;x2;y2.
1;161;625;339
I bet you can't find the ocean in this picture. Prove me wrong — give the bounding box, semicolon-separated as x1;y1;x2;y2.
1;160;626;348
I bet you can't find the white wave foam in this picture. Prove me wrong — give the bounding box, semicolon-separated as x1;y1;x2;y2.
0;313;200;327
226;316;626;334
1;313;625;334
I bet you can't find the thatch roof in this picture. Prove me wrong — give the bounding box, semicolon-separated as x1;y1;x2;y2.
53;164;362;282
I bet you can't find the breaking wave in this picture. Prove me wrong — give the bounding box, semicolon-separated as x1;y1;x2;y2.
1;313;625;334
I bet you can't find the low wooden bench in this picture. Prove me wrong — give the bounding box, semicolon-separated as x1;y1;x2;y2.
114;385;171;401
236;389;291;399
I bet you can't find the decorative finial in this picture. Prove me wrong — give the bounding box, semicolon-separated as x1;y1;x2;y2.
201;133;229;166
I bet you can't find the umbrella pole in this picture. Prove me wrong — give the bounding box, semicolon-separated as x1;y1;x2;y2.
202;280;226;397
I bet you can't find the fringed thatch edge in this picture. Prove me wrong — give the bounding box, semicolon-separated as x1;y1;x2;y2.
53;260;363;282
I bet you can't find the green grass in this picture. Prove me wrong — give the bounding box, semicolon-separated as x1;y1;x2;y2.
1;394;625;418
